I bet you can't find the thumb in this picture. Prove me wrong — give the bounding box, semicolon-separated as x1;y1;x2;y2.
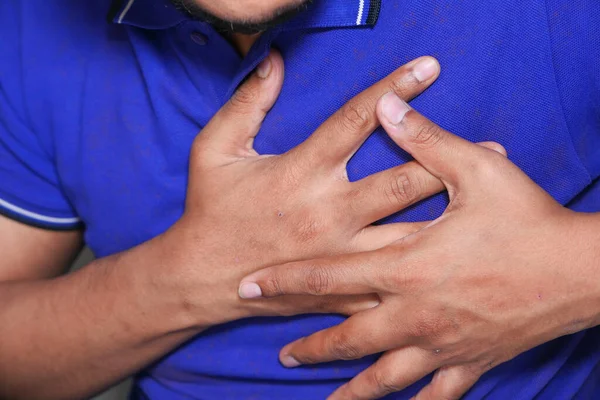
376;91;500;186
197;49;284;161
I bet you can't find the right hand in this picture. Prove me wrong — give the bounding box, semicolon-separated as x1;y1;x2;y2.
164;50;443;329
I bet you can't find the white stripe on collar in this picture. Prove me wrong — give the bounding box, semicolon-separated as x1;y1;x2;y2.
356;0;365;25
117;0;137;23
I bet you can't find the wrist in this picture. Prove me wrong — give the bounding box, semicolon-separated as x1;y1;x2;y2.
552;211;600;334
147;221;207;331
154;217;239;331
107;222;208;335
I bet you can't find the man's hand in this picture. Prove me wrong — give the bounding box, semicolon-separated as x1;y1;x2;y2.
164;51;446;328
239;92;600;399
0;51;447;400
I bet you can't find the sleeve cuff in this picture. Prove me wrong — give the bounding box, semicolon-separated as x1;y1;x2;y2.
0;196;82;231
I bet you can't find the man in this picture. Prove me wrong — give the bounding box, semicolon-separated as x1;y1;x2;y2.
0;1;598;400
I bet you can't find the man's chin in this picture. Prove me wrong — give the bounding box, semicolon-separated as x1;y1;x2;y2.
170;0;312;34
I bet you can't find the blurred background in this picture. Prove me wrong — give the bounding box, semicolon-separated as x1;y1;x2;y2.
70;248;132;400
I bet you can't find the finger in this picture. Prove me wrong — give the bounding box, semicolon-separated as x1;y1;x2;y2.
347;141;506;227
328;347;438;400
327;294;381;316
377;91;506;186
239;250;388;298
348;160;444;226
246;294;381;318
278;307;396;367
196;50;285;161
287;56;440;172
412;366;481;400
478;141;508;157
355;222;428;251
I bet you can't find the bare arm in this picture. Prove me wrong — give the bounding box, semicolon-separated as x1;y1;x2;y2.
0;215;202;399
0;53;443;399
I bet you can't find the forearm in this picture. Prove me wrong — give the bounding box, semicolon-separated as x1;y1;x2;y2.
0;233;201;400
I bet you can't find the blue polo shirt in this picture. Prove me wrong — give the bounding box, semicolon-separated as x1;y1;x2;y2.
1;0;600;398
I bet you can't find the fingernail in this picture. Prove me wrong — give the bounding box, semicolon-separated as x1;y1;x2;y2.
238;282;263;299
280;354;302;368
381;92;411;125
412;57;439;83
366;299;381;309
256;56;272;79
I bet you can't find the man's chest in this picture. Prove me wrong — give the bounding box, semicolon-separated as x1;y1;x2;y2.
43;0;591;256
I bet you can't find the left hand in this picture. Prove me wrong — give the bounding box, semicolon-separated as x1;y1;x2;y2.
239;91;600;399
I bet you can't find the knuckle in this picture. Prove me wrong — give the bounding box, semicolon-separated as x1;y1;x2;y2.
482;142;507;156
383;260;418;292
469;152;506;182
230;84;259;110
410;311;446;340
389;76;414;99
411;318;435;339
290;339;320;365
304;265;333;295
261;274;285;296
327;330;361;360
370;368;401;395
412;123;445;149
339;100;373;134
385;172;420;207
295;352;319;365
314;297;334;313
293;356;313;365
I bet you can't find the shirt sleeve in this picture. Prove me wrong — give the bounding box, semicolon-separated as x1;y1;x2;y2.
0;3;81;230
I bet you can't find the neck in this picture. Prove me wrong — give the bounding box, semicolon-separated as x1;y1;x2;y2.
229;33;262;57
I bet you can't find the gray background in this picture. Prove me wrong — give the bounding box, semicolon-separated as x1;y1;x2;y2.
70;248;132;400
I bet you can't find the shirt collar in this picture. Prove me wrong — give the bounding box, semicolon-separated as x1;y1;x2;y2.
110;0;381;31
